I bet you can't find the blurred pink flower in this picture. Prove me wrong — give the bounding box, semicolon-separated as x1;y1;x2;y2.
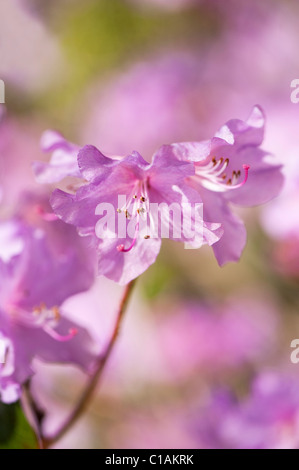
260;105;299;276
0;195;97;403
0;110;50;209
155;296;278;380
81;54;216;158
81;1;299;161
0;0;63;94
195;372;299;449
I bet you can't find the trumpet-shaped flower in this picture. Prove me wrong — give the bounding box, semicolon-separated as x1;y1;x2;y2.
164;106;284;264
49;146;222;284
0;196;97;403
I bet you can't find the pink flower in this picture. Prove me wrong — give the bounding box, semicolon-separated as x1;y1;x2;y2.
49;145;222;284
261;106;299;277
0;195;97;403
154;296;278;380
165;106;283;265
81;54;209;158
195;372;299;449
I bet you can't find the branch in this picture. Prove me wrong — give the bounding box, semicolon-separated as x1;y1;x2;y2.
41;278;137;448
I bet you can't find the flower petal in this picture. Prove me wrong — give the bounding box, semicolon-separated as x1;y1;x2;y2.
32;131;81;183
200;188;247;265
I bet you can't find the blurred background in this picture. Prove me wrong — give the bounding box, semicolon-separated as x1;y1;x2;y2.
2;0;299;449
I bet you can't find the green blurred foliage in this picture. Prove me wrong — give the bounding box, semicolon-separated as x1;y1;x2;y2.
0;402;37;449
38;0;220;120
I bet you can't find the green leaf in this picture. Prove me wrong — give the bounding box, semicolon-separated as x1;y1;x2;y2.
0;402;37;449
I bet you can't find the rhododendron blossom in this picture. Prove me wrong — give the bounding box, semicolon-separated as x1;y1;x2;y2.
49;146;222;284
0;198;97;403
195;373;299;449
165;106;284;264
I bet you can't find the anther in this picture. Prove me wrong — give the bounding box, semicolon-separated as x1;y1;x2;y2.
52;306;60;321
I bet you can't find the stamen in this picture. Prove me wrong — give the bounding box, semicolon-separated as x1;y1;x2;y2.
52;306;60;321
33;302;46;316
116;180;150;253
213;158;229;177
195;158;250;192
12;304;78;343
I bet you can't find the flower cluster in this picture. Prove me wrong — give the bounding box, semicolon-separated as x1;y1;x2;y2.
0;195;97;403
34;106;283;284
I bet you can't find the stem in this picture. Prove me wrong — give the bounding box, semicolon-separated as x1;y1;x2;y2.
40;279;137;449
22;381;45;449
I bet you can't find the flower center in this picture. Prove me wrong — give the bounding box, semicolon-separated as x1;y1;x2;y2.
11;302;77;343
116;180;151;253
195;156;250;192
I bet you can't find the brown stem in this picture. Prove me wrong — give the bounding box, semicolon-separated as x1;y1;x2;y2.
22;381;45;449
40;278;137;449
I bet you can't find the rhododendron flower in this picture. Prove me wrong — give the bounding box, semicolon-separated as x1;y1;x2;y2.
82;54;209;158
165;106;284;265
49;146;222;284
0;197;97;403
155;297;278;380
195;373;299;449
